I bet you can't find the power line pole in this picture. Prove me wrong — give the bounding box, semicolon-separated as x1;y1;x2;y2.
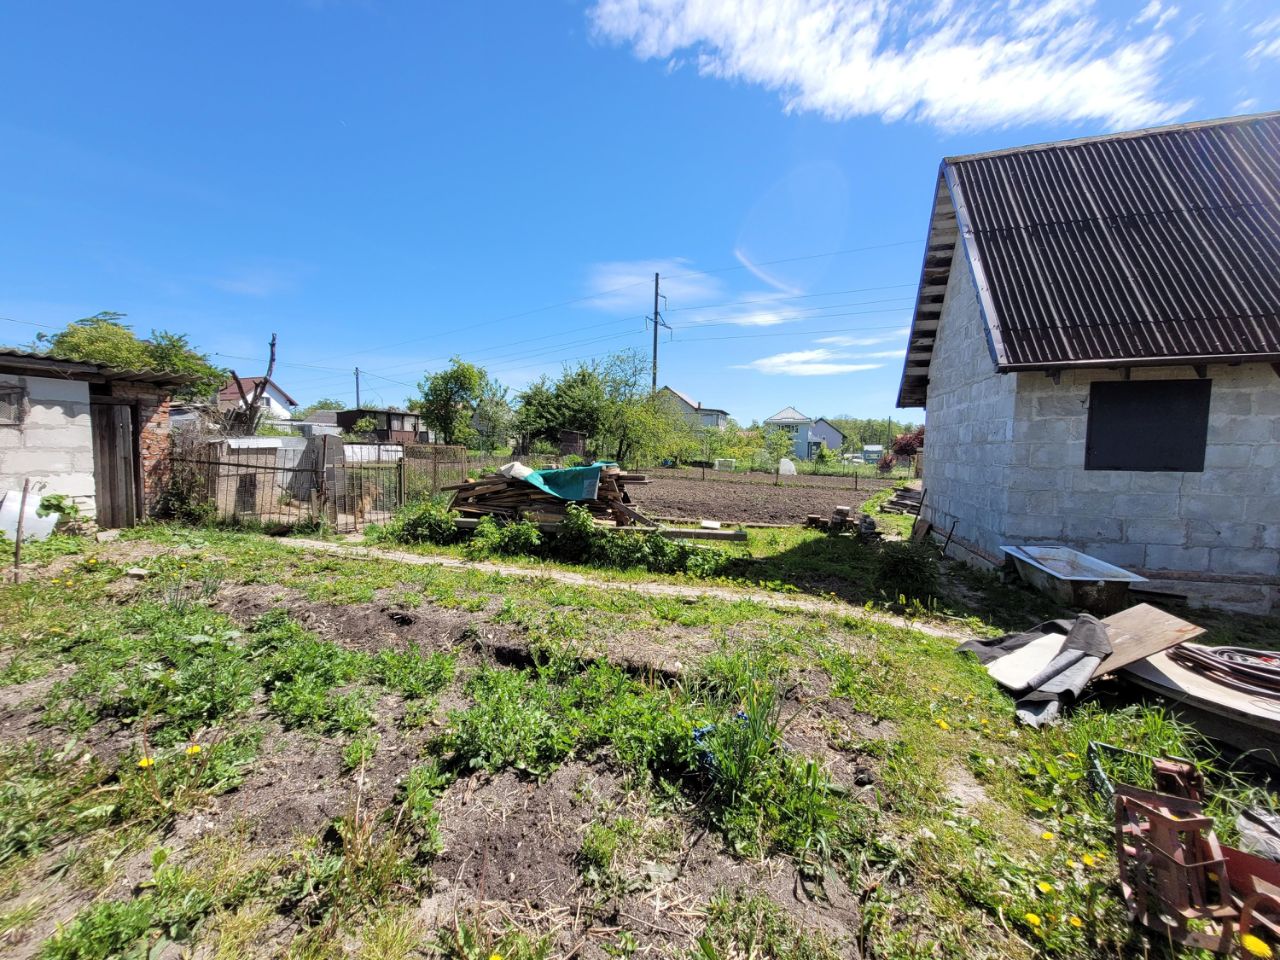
651;272;660;392
355;368;362;409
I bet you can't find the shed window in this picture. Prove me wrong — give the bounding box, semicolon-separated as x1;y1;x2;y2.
0;386;23;425
1084;379;1211;472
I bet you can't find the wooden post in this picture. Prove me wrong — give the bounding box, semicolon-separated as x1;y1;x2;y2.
12;478;30;584
398;456;406;507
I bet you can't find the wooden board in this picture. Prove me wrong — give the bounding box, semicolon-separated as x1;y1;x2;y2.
1092;603;1205;678
90;402;138;529
1123;650;1280;756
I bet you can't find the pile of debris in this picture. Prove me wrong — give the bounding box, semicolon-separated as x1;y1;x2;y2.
446;463;654;526
805;507;881;542
878;487;923;515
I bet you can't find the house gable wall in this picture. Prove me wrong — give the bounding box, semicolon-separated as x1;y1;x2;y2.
919;242;1017;562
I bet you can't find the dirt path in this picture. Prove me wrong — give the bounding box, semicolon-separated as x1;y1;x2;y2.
285;538;972;641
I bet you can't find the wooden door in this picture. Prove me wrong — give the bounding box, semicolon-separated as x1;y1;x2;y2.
90;403;139;528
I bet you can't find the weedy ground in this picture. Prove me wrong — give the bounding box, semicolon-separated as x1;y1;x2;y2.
0;525;1276;959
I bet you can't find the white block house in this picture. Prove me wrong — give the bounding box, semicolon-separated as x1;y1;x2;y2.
897;112;1280;613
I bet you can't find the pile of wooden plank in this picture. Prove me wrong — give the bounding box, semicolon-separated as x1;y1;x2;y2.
879;487;923;515
444;464;654;526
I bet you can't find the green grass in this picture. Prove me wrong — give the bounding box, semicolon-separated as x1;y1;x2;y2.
1;525;1277;959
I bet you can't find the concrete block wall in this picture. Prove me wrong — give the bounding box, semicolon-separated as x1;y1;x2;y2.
919;246;1017;563
0;374;96;514
1007;364;1280;588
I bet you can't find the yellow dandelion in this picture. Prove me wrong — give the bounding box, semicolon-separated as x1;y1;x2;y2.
50;578;60;585
1069;916;1084;928
1081;853;1095;867
137;756;155;769
1066;859;1080;869
980;718;990;725
1037;881;1054;894
1025;912;1041;927
935;718;950;731
1041;831;1055;841
185;744;202;756
1065;752;1079;759
489;954;504;960
1241;933;1274;959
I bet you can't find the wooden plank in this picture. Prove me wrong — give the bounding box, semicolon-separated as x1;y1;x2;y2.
1093;604;1205;678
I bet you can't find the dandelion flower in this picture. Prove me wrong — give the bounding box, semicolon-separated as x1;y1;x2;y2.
1065;752;1079;759
1037;881;1054;894
50;578;60;585
935;719;950;731
1241;933;1274;958
1069;916;1084;928
1024;913;1042;927
489;954;504;960
1081;853;1095;867
980;718;989;726
137;756;155;769
1066;859;1079;869
1041;831;1055;841
185;744;202;756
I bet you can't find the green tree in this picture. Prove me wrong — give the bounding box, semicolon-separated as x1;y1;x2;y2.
473;373;514;452
37;313;226;401
413;357;483;447
764;427;795;466
294;398;345;420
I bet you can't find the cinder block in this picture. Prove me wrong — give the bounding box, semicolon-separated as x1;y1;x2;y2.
1068;471;1132;493
1123;519;1188;545
1182;494;1245;522
1209;391;1253;416
1058;491;1117;516
1203;445;1255;470
1208;547;1280;576
1033;393;1088;419
1243;497;1280;524
1125;472;1186;494
1212;415;1274;444
1006;467;1063;492
1082;542;1147;569
1113;493;1176;519
1005;514;1066;539
1063;516;1123;542
1185;520;1264;549
1143;544;1210;573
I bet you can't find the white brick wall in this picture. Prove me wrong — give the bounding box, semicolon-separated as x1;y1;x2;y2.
0;374;96;514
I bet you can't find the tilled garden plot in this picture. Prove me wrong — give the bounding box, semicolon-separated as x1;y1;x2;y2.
630;471;900;525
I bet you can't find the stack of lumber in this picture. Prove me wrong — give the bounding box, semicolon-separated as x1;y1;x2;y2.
879;487;923;515
444;465;654;526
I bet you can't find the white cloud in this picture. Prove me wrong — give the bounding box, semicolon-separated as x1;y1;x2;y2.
1248;16;1280;63
816;329;909;347
583;258;724;312
734;347;889;375
589;0;1191;131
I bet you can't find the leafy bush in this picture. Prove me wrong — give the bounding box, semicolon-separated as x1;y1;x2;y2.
371;498;459;546
873;541;939;603
546;504;731;577
463;517;543;559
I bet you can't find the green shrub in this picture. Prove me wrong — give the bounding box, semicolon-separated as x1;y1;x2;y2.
372;498;459;546
873;541;939;603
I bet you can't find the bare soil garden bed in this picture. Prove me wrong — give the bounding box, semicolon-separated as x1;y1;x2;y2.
630;471;901;525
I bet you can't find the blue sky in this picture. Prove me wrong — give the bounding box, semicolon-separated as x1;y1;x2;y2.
2;1;1276;423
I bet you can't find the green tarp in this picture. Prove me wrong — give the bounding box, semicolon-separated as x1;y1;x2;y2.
521;462;616;501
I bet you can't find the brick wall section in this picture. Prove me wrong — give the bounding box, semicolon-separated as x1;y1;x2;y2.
107;381;173;516
918;241;1017;563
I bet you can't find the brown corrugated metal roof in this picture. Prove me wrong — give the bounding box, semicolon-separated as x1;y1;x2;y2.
0;347;196;387
897;112;1280;407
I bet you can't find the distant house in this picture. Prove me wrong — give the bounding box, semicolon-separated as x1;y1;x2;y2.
896;112;1280;613
810;418;845;452
0;348;187;528
217;377;297;419
862;444;885;464
658;386;729;430
335;408;425;443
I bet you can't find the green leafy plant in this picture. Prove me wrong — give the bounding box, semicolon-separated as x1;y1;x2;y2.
873;541;939;603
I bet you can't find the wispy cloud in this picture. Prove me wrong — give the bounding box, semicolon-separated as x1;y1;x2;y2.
583;258;723;313
816;329;909;347
1248;15;1280;63
735;347;894;375
589;0;1191;131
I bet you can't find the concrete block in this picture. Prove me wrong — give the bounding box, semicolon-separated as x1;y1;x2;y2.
1244;497;1280;524
1033;393;1088;419
1057;491;1117;517
1068;471;1132;493
1;448;76;474
1113;493;1176;519
1007;490;1057;515
1005;514;1066;539
1143;544;1210;573
1208;547;1280;576
1014;418;1074;444
1182;494;1245;522
1264;524;1280;550
1185;520;1264;549
1125;472;1186;494
1213;415;1274;444
1253;390;1280;416
1082;542;1147;569
1209;390;1253;416
1123;519;1188;545
1028;443;1076;468
1203;445;1254;470
1251;443;1280;470
1063;516;1123;542
1006;468;1063;492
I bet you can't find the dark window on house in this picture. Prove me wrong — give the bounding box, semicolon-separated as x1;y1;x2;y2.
1084;379;1211;472
0;386;24;425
